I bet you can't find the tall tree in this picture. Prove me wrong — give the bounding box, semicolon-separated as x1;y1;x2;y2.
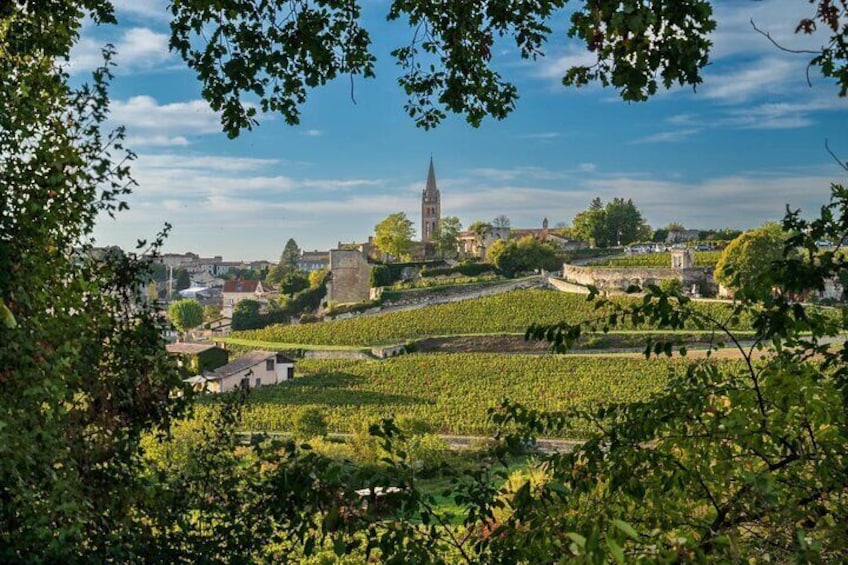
168;299;204;336
374;212;415;261
231;299;263;331
0;6;187;558
268;238;301;285
175;268;191;291
603;197;650;246
433;216;462;258
572;198;649;247
492;214;511;229
280;238;301;273
468;220;493;245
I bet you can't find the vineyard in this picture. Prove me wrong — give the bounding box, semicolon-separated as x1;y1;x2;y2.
202;353;704;438
231;289;751;347
585;251;722;268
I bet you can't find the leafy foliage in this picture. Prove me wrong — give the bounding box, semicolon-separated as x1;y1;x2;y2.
231;299;263;330
168;298;204;334
507;185;848;562
0;5;188;558
488;236;560;277
374;212;416;261
572;197;651;247
715;222;789;300
433;215;462;259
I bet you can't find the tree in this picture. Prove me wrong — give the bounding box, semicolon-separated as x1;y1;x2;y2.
203;304;222;322
433;216;462;258
374;212;415;261
715;222;788;300
1;7;187;559
490;236;560;277
168;299;204;336
231;299;263;331
167;1;847;134
175;268;191;291
279;271;310;295
492;214;511;229
267;238;301;285
572;198;649;247
308;268;328;288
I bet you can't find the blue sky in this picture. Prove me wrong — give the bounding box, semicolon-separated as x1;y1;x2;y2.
80;0;847;261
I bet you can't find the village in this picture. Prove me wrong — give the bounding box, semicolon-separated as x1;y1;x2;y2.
158;159;845;395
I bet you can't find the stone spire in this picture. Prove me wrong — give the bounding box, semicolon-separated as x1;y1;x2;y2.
424;156;438;197
421;156;441;243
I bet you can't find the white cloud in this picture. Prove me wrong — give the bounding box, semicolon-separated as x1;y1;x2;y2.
69;27;172;75
302;129;324;137
532;46;597;81
632;128;701;144
701;57;799;103
111;0;170;21
110;96;221;145
578;163;597;173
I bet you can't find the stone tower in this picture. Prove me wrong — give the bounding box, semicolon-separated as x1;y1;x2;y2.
421;156;441;242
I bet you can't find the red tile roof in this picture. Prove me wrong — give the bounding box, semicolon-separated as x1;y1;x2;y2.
222;279;260;293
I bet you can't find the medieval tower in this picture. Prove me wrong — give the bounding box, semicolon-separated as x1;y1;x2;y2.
421;156;441;242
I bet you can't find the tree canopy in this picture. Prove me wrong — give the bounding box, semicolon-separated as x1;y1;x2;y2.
433;216;462;258
715;222;789;300
164;0;848;135
374;212;415;261
167;299;204;335
571;197;650;247
267;238;302;285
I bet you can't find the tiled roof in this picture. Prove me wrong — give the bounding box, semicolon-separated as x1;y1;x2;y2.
167;342;220;355
223;279;260;293
210;350;277;377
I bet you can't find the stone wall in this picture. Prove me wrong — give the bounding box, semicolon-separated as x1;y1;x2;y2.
561;264;714;292
327;249;372;304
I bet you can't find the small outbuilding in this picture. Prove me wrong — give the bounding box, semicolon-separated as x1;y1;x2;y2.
197;350;295;393
166;342;229;376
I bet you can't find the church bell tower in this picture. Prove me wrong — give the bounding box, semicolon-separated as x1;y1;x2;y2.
421;157;441;242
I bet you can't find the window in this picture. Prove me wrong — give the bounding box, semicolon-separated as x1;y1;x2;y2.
266;359;274;371
240;377;250;389
255;378;261;388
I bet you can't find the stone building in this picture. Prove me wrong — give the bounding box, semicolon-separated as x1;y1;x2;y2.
421;157;441;242
326;248;372;304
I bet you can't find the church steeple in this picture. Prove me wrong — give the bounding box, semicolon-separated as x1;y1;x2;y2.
424;156;438;197
421;156;441;243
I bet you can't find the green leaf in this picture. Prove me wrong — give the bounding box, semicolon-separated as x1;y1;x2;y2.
606;538;625;564
0;300;16;329
611;519;639;540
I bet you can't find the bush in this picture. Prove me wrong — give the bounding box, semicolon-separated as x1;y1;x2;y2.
405;434;451;475
370;264;394;287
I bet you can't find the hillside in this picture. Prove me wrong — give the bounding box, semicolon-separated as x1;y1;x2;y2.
207;354;693;438
230;288;750;347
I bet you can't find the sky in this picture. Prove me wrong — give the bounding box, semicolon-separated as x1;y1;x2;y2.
78;0;848;261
